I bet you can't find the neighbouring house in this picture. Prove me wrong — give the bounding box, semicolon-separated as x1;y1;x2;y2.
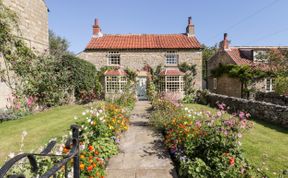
78;17;203;100
0;0;49;109
207;33;288;98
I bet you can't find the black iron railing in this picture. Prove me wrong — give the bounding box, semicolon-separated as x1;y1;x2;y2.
0;125;80;178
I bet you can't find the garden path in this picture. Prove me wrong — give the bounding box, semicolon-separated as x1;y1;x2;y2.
106;101;177;178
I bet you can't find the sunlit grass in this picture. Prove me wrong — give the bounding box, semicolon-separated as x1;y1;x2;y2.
0;104;85;165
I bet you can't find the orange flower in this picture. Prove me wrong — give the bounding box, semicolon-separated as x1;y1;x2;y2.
87;165;93;171
63;147;69;154
80;155;85;159
80;163;85;170
88;145;94;151
95;150;99;155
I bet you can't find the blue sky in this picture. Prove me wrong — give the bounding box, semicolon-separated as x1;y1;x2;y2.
46;0;288;53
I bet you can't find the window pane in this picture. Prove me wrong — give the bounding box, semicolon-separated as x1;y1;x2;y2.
165;51;178;65
106;76;127;93
108;52;120;65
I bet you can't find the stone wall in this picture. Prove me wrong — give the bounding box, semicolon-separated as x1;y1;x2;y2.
255;92;288;106
208;74;242;98
0;0;49;109
207;50;243;97
3;0;49;52
206;92;288;128
78;49;203;89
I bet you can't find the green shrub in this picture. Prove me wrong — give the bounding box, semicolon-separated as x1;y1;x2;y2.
275;76;288;96
60;55;99;102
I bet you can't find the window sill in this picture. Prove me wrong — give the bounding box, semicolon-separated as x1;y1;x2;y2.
165;64;178;67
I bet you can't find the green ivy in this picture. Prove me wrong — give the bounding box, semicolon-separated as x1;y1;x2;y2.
179;62;197;94
211;64;270;82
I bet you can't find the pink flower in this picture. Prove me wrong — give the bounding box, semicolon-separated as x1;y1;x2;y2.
15;102;21;110
27;96;34;108
245;113;251;118
195;121;201;128
239;112;245;120
217;111;222;117
218;103;226;110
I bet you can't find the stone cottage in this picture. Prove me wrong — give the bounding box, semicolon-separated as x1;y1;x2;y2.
78;17;203;100
0;0;49;109
207;33;287;98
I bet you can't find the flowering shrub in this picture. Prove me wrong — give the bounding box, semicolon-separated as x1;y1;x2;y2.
76;103;130;177
151;100;260;177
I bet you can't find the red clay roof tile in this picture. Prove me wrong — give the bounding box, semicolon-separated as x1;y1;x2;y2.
85;34;201;50
104;68;127;76
225;48;252;65
159;68;185;76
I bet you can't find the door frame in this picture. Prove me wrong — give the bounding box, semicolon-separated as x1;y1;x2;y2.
136;76;148;100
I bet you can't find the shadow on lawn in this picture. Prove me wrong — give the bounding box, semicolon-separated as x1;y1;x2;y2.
252;119;288;134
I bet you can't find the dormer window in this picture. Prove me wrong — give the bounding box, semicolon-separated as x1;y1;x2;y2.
253;50;269;63
165;51;178;65
107;52;120;65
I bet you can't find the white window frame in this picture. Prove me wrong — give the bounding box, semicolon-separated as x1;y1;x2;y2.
213;78;217;90
159;76;184;92
253;50;269;63
165;51;178;65
265;78;274;92
105;76;127;93
107;52;120;66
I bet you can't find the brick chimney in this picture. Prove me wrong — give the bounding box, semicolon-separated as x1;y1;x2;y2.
186;16;195;37
93;18;103;37
221;33;229;50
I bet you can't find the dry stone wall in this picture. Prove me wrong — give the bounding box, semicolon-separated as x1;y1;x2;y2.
206;92;288;128
255;92;288;106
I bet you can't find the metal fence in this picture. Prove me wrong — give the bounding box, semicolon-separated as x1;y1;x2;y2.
0;125;80;178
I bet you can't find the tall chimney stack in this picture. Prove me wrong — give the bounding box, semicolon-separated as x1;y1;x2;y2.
93;18;103;37
186;16;195;37
222;33;229;50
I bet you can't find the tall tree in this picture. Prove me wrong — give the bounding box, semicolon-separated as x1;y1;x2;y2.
49;30;71;58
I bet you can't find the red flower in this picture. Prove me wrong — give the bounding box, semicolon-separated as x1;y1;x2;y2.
88;145;94;151
87;165;93;171
229;157;235;166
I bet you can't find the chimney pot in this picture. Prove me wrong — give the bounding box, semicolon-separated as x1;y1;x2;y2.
222;33;229;50
188;16;192;25
93;18;103;37
186;16;195;36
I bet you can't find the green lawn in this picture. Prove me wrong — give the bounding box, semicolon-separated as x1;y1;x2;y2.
0;104;86;165
185;104;288;177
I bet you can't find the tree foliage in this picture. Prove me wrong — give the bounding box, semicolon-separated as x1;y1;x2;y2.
49;30;71;58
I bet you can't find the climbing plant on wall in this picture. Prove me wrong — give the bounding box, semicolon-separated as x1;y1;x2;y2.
179;62;197;94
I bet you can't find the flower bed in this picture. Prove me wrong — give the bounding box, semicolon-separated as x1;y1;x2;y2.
4;100;133;177
150;98;266;177
70;103;130;177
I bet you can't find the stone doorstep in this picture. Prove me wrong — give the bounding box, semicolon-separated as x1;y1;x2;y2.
106;168;177;178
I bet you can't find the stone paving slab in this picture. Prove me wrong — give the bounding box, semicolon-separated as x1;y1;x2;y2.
106;101;177;178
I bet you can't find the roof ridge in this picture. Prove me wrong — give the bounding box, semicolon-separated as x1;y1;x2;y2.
103;33;187;36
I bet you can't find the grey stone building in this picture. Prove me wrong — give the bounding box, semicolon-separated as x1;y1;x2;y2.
207;33;288;98
0;0;49;109
78;17;203;100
